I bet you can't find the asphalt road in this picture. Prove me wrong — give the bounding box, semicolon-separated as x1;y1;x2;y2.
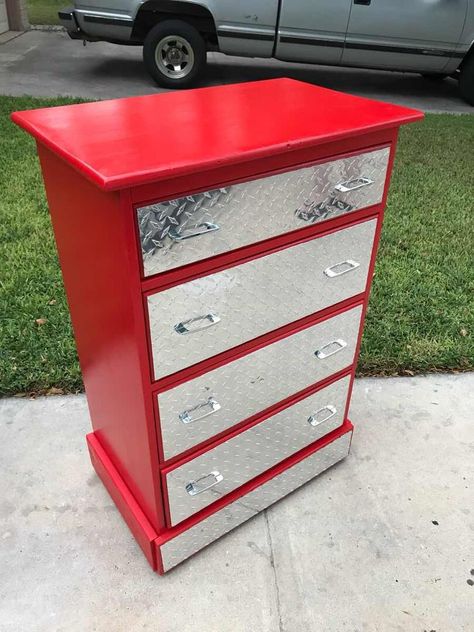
1;29;472;112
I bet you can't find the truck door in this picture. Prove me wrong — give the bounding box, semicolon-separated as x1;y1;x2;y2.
212;0;280;58
342;0;468;72
275;0;353;65
0;0;8;35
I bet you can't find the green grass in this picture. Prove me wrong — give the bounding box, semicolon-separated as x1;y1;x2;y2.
0;96;473;395
359;114;474;375
26;0;62;25
1;97;85;396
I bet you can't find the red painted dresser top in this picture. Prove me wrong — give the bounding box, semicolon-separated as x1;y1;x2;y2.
12;78;422;191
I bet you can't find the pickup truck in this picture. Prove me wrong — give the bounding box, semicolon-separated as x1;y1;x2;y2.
59;1;474;104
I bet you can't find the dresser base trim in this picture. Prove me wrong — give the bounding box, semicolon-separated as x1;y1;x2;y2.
156;423;353;572
87;432;159;571
87;420;353;575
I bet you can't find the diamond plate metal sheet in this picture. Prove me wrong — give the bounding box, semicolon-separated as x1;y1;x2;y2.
160;431;352;571
138;147;389;276
158;306;362;460
165;375;351;525
148;219;376;380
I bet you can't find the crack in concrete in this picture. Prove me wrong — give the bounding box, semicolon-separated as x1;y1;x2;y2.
264;509;284;632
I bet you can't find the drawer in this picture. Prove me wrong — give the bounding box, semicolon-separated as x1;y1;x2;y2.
159;429;352;571
138;147;389;277
164;374;351;526
158;305;362;460
148;219;376;380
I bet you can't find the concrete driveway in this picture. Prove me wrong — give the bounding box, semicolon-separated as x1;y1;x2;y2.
1;30;472;112
1;374;473;631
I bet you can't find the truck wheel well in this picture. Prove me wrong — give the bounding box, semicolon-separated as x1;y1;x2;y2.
132;1;218;48
459;40;474;70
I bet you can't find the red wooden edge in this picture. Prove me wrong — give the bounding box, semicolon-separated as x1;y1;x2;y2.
87;432;158;571
157;365;354;469
11;80;423;191
140;204;383;296
144;212;379;386
160;367;354;474
134;139;391;288
131;137;392;209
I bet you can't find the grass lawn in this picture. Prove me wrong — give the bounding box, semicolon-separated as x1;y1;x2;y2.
1;96;473;395
26;0;62;25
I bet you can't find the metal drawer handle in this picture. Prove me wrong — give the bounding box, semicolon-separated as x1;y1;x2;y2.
308;405;337;427
334;177;374;193
174;312;220;335
169;222;220;242
179;397;221;424
315;339;347;359
186;471;223;496
324;259;360;278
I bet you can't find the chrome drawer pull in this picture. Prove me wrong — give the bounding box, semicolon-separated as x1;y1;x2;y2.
308;405;337;427
324;259;360;278
315;339;347;359
179;397;221;424
335;177;374;193
169;222;220;242
174;312;221;335
186;471;223;496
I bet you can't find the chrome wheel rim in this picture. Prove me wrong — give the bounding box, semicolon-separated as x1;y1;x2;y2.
155;35;195;79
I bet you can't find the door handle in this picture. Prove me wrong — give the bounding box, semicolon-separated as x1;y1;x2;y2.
324;259;360;278
186;471;223;496
334;177;373;193
315;339;347;359
308;405;337;427
174;312;221;335
354;0;371;4
169;222;220;242
179;397;221;424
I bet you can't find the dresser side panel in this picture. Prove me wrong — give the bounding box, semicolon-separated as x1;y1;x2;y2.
37;144;164;531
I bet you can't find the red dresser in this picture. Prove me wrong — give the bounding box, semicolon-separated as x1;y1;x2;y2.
13;79;422;573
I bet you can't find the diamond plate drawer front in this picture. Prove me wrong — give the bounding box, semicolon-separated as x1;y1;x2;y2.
160;430;352;570
158;306;362;460
164;374;351;526
148;219;376;380
138;147;389;277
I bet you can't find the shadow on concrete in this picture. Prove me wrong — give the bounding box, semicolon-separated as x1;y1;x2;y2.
87;51;466;108
86;57;151;82
204;57;463;104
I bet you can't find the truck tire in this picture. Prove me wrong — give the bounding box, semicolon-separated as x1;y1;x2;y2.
459;55;474;106
143;20;206;89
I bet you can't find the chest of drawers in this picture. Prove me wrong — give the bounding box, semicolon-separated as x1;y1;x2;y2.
13;79;422;574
